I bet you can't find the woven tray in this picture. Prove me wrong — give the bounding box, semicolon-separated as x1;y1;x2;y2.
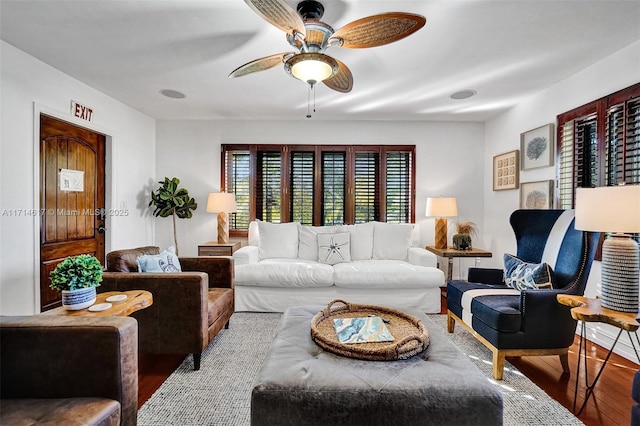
310;299;430;361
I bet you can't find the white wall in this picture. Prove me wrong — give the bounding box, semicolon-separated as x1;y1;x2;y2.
484;40;640;361
155;119;486;277
0;41;157;315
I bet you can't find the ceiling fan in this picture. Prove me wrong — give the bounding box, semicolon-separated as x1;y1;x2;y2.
229;0;426;93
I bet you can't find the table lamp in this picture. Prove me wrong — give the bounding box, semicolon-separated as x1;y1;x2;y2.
575;185;640;312
426;197;458;249
206;192;237;244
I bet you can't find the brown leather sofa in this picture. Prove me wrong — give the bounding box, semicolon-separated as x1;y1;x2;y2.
0;315;138;426
101;246;234;370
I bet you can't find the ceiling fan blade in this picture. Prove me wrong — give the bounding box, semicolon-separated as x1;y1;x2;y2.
331;13;426;49
323;59;353;93
229;52;292;78
243;0;306;38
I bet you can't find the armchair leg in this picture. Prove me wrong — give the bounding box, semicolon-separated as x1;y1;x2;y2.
193;353;201;371
492;350;505;380
225;320;230;330
559;352;570;374
447;311;455;333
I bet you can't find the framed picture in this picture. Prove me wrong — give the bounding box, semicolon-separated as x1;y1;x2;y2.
493;150;519;191
520;180;554;209
520;123;554;170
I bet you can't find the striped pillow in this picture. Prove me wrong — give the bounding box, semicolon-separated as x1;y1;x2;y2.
503;253;553;291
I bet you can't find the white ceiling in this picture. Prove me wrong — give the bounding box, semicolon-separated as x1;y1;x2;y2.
1;0;639;122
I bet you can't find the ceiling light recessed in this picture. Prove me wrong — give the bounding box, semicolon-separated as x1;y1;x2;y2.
160;89;186;99
450;90;477;100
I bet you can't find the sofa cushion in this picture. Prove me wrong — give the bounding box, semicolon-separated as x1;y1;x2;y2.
106;246;160;272
503;253;553;290
333;260;443;289
137;246;182;272
317;232;351;265
298;224;346;261
373;222;414;261
248;219;260;246
0;397;120;426
346;222;375;260
258;222;299;259
235;259;334;288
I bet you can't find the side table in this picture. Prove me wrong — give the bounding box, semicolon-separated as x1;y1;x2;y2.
198;241;241;256
425;246;493;283
557;294;640;415
42;290;153;317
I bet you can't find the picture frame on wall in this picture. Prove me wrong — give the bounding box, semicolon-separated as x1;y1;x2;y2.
520;180;554;209
493;150;519;191
520;123;554;170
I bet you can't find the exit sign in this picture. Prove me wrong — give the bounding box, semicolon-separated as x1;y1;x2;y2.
71;100;93;122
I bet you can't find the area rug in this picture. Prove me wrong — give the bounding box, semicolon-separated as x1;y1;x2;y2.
138;313;583;425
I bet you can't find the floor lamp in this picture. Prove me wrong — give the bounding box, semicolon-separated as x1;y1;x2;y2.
426;197;458;249
575;186;640;312
206;192;237;244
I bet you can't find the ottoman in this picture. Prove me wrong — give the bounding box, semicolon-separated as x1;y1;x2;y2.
251;306;503;426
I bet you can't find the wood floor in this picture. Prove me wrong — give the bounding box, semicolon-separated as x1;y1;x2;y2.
138;307;639;425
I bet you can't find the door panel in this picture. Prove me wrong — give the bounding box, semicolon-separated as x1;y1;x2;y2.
39;115;106;311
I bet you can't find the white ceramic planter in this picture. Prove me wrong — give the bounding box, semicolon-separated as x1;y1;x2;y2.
61;287;97;310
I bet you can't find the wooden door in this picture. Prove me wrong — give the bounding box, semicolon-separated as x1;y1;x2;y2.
40;114;106;311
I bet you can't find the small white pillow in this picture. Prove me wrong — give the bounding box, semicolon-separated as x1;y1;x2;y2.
248;220;260;246
137;246;182;272
346;222;375;260
373;222;414;261
258;221;299;259
298;224;345;260
317;232;351;265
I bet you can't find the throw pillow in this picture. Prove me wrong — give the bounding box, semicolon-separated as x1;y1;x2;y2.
317;232;351;265
346;222;375;260
503;253;553;291
258;221;299;259
372;222;414;261
298;224;346;261
137;246;182;273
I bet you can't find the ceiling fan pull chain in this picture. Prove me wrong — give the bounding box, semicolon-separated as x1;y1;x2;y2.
307;84;312;118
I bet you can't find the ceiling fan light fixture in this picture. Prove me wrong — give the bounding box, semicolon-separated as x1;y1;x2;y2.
285;53;338;84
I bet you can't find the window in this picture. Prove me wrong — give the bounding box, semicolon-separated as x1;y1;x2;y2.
557;83;640;208
222;144;416;232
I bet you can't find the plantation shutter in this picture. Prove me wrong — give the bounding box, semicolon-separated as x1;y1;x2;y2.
558;122;574;209
386;151;412;223
256;151;282;223
225;150;250;230
607;96;640;185
353;152;379;223
322;152;346;225
290;151;314;225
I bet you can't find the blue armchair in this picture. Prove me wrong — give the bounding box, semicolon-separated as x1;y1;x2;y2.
447;209;599;380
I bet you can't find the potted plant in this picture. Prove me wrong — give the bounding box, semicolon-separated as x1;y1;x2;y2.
452;221;478;251
49;254;103;310
149;177;197;255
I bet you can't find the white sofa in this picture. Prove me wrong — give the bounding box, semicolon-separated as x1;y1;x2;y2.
232;221;445;313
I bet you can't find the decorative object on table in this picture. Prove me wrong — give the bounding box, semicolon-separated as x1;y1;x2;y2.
492;150;519;190
149;177;197;255
49;254;102;310
426;197;458;249
310;299;429;361
451;221;478;250
520;123;554;170
520;180;554;209
575;185;640;312
206;192;237;244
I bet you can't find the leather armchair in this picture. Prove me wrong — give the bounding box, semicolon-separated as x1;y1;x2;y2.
447;209;599;380
101;246;234;370
1;315;138;426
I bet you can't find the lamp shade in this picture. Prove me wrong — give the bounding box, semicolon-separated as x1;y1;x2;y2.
206;192;237;213
425;197;458;217
575;186;640;233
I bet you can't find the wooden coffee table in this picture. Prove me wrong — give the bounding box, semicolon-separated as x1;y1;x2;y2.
42;290;152;317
